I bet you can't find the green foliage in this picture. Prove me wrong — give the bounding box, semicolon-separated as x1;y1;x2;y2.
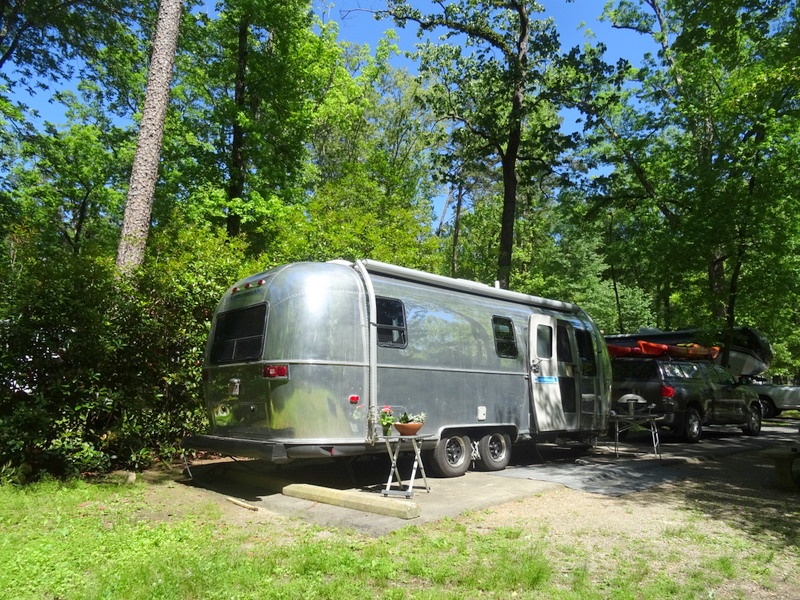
0;221;262;478
0;0;148;88
577;0;800;367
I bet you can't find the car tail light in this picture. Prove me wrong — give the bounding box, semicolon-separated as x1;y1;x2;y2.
661;385;675;397
263;365;289;379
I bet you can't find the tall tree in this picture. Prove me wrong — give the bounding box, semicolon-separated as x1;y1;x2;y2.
0;0;142;88
381;0;572;288
116;0;183;275
306;61;442;268
170;0;332;248
581;0;800;364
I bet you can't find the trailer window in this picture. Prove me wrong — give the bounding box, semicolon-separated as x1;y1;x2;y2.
536;324;553;359
210;303;267;364
376;297;407;348
492;316;518;358
575;328;597;376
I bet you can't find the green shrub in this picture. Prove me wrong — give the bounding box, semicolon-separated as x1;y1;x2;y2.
0;222;263;479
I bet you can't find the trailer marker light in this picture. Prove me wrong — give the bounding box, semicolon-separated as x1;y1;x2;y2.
349;395;359;404
244;283;252;289
257;279;266;286
232;286;239;293
263;365;289;379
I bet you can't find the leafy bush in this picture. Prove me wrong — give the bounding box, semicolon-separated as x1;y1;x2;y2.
0;222;263;479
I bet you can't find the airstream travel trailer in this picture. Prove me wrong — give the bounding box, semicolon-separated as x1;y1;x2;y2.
183;260;612;477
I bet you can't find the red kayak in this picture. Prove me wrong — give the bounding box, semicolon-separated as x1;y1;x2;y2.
638;340;720;359
607;344;644;357
608;341;719;360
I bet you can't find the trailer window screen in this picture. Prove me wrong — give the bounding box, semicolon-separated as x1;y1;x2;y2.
210;303;267;364
376;297;407;348
492;316;518;358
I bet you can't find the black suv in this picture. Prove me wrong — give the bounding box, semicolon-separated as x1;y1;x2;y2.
611;357;762;442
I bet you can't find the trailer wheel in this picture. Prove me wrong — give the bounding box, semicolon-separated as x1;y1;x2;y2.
429;434;472;477
476;432;511;471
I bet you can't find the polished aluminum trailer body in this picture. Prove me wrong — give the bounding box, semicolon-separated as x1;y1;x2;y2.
184;260;612;473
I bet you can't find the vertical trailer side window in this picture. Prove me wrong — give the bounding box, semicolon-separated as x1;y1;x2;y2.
575;328;597;376
376;297;407;348
492;316;518;358
210;303;268;364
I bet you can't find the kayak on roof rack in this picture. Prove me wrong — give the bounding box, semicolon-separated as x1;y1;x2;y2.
607;341;719;360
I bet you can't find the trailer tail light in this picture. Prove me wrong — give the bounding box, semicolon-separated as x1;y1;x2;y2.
661;385;675;398
263;365;289;379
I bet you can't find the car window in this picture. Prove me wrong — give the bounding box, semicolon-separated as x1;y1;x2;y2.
661;362;686;379
613;359;658;380
679;363;704;380
711;365;737;385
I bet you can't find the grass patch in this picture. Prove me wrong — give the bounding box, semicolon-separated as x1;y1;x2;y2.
1;476;795;599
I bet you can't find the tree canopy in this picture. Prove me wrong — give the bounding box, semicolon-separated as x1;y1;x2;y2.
1;0;799;478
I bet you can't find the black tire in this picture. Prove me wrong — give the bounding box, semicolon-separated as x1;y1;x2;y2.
742;403;762;436
683;407;702;443
476;432;512;471
760;397;777;419
429;434;472;477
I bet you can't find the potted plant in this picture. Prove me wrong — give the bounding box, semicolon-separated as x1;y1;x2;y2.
394;411;426;436
378;406;396;436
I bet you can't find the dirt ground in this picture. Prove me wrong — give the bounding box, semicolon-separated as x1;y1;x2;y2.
134;431;800;599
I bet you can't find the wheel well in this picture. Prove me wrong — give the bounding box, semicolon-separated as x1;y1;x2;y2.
439;425;518;443
685;402;704;418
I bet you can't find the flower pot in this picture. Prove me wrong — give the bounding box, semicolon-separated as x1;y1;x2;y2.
382;423;393;436
394;422;423;436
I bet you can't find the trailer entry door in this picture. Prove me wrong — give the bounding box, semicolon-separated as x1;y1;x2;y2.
528;315;580;432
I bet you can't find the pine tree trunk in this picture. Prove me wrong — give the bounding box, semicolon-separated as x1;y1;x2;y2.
226;17;249;238
116;0;183;275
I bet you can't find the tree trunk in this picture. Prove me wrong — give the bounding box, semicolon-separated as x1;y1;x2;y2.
497;149;518;289
116;0;183;275
226;17;249;238
451;184;465;277
496;1;528;290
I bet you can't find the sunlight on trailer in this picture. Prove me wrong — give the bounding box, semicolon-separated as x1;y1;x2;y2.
183;260;612;476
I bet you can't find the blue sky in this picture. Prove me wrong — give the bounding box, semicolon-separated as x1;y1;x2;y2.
316;0;653;67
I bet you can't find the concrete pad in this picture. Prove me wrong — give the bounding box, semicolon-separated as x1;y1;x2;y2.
183;423;800;536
